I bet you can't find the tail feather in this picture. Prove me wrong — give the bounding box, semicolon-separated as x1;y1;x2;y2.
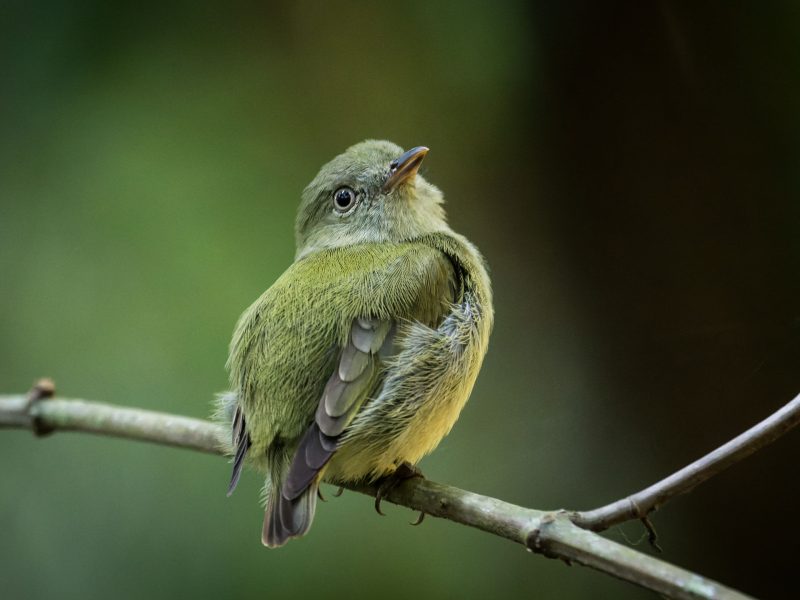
262;481;319;548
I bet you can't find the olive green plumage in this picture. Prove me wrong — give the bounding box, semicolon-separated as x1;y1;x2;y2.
219;140;493;547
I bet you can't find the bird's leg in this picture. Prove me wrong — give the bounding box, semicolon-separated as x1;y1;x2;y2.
374;462;425;519
332;486;344;497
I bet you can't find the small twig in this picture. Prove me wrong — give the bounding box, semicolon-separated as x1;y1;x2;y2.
640;516;662;553
27;377;56;435
571;393;800;532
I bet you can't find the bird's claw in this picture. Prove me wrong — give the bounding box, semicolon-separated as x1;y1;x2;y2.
373;462;425;517
410;511;426;526
375;492;387;516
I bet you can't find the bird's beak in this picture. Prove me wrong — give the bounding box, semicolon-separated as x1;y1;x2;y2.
382;146;429;193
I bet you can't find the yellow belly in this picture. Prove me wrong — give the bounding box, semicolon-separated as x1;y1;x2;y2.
322;354;483;482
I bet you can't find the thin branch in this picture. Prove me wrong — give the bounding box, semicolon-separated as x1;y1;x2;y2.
572;393;800;532
5;386;790;600
0;381;221;455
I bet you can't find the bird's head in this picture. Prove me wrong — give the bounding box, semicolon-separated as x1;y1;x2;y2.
295;140;448;259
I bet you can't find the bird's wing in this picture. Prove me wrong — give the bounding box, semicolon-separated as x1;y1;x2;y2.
260;242;456;546
227;242;455;446
281;317;394;500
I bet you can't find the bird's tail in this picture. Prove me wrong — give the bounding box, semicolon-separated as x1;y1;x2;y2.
262;479;319;548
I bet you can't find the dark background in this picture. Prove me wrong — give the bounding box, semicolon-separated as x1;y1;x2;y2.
1;2;798;599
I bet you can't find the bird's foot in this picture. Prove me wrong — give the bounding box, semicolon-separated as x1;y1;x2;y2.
374;462;425;518
319;485;346;502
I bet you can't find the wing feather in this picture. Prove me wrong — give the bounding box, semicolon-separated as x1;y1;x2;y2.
281;317;392;502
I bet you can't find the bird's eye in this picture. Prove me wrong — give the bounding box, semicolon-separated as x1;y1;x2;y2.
333;187;357;212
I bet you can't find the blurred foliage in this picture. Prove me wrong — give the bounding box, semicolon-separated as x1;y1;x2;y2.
1;1;798;599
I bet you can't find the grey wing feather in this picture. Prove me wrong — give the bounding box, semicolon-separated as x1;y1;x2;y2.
352;318;392;353
318;429;338;452
283;423;328;498
338;344;370;382
305;425;334;470
324;369;374;418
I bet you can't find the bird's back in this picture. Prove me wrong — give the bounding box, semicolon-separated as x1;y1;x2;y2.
227;235;467;471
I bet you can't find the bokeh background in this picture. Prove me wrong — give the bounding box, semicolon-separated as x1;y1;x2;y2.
2;2;798;598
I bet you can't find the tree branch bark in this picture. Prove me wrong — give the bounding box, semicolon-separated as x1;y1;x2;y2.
5;384;795;600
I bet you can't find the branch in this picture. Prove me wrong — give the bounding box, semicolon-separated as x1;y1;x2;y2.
0;381;220;455
572;393;800;532
7;383;796;600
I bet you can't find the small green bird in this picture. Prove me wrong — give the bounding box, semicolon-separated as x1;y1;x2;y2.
219;140;493;547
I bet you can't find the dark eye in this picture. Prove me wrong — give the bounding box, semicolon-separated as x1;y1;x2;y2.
333;187;357;212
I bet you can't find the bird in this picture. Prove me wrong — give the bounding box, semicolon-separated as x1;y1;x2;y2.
218;139;493;547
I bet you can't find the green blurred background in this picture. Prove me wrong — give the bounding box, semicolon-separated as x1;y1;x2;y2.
2;2;798;598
